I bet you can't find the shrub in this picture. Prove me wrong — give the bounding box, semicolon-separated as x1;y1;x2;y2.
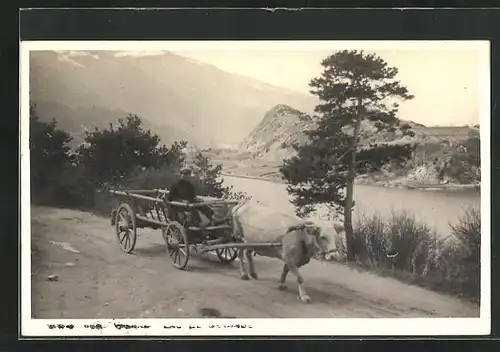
450;207;481;263
90;164;180;216
30;106;75;206
190;150;249;201
352;211;437;273
351;214;390;268
75;114;186;188
444;207;481;298
121;164;180;191
386;211;437;274
52;163;96;208
348;207;480;301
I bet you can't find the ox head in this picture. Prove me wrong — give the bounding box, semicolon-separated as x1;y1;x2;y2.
297;220;343;260
305;221;344;258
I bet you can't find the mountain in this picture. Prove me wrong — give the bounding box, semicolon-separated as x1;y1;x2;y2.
29;50;318;148
239;104;316;161
239;104;476;162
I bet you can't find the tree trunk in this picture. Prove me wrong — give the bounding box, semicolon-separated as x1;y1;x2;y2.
344;116;362;262
344;182;356;262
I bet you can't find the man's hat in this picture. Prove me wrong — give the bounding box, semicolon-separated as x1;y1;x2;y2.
180;166;192;175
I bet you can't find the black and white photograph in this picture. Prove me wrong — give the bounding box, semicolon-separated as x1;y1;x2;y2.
20;40;490;336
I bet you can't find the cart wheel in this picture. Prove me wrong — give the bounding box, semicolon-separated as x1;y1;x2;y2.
115;203;137;254
164;221;190;270
215;247;239;263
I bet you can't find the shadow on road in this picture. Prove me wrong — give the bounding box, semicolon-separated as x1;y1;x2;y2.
134;243;240;273
134;244;167;258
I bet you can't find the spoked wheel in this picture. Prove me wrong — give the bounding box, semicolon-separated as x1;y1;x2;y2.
215;246;239;263
164;221;190;270
115;203;137;254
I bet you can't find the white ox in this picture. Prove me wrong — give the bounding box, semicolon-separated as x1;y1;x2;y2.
229;199;344;303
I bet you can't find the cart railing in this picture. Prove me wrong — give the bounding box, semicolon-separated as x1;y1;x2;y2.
109;189;242;229
110;190;164;203
109;189;240;208
109;190;168;228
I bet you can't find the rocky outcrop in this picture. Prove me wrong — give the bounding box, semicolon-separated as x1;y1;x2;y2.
239;104;316;161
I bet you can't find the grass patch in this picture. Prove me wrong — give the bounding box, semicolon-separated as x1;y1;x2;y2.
337;207;481;302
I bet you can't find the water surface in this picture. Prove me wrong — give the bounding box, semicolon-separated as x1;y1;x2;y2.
223;175;480;238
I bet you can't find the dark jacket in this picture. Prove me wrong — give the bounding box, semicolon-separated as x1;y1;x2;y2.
168;178;196;203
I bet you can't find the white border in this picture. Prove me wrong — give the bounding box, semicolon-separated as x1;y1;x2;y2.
20;40;491;337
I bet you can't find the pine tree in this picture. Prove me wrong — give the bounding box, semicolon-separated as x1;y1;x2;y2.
281;50;415;261
76;114;186;187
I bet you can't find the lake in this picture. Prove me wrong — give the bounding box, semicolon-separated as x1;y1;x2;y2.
222;175;481;238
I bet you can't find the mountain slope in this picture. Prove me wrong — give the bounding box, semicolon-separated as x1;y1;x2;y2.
235;104;479;186
239;104;316;161
29;50;318;147
238;104;415;161
239;104;476;162
32;100;192;148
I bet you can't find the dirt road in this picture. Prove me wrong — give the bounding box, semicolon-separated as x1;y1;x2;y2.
30;206;479;319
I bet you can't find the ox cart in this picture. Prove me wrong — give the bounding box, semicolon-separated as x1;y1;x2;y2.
108;189;281;270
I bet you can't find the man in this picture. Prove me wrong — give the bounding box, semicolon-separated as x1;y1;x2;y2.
168;166;196;204
167;167;212;228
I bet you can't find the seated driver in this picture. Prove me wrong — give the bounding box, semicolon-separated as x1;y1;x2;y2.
167;167;213;228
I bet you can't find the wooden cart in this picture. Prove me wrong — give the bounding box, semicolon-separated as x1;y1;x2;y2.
109;189;275;270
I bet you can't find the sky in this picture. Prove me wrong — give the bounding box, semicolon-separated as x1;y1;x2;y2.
172;48;483;127
48;42;486;127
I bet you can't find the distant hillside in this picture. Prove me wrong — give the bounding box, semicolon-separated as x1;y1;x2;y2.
240;104;476;162
32;101;192;148
235;104;479;186
30;50;318;148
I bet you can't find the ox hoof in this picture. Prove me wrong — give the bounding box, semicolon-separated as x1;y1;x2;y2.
250;272;258;280
278;283;287;290
240;274;250;281
300;295;311;304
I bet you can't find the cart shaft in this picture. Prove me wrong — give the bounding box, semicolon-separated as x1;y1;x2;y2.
168;200;239;208
198;242;282;253
188;224;232;231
